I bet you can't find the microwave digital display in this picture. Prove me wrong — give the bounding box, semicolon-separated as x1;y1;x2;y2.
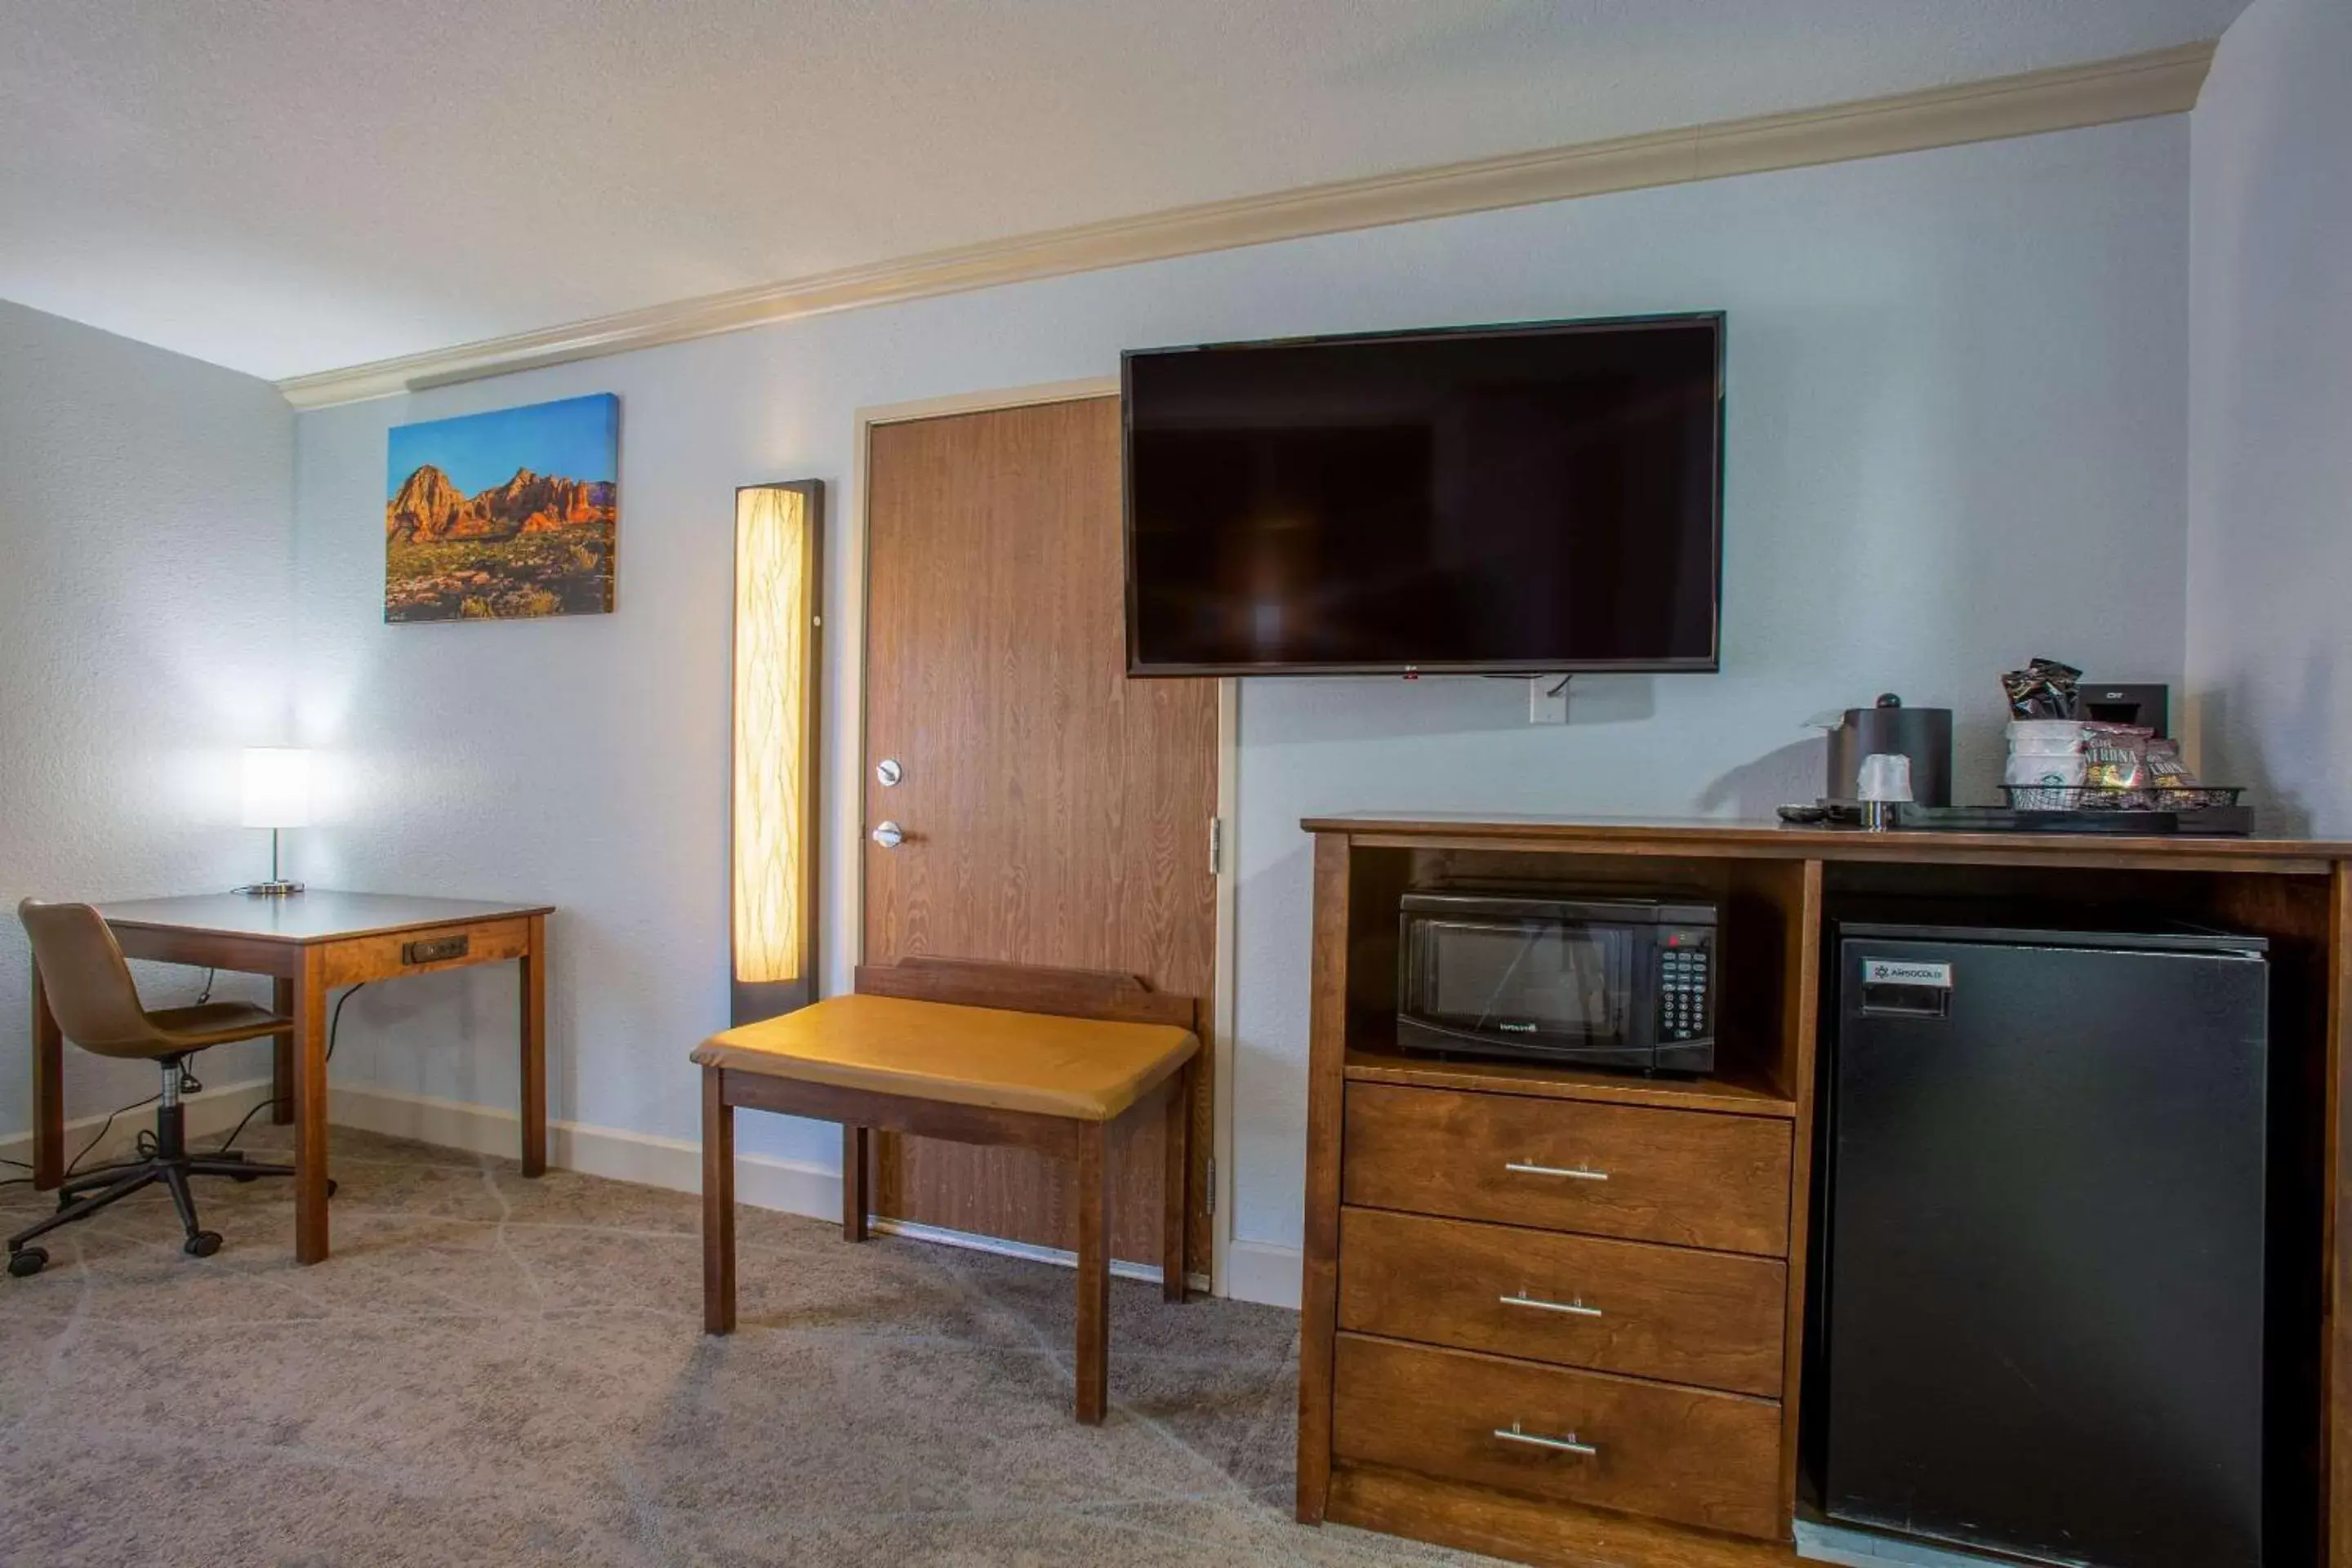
1397;889;1717;1075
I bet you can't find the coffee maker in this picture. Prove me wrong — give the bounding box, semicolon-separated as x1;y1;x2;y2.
2080;682;2169;737
1820;694;1954;806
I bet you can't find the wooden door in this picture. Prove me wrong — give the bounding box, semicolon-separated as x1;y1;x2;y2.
862;396;1218;1268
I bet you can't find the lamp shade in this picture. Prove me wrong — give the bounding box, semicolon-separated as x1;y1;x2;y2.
240;747;314;829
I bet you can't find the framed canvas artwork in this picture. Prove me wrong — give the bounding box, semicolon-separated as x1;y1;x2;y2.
385;393;619;621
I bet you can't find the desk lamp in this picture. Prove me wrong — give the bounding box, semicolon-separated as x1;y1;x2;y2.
238;747;310;896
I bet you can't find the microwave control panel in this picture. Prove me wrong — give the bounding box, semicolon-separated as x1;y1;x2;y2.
1659;933;1713;1042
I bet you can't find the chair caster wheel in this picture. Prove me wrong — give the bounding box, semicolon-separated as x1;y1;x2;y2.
327;1179;339;1199
8;1248;48;1278
232;1172;261;1183
184;1232;222;1258
56;1192;77;1214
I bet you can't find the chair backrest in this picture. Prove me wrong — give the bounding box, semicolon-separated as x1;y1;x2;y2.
853;956;1197;1031
18;900;163;1057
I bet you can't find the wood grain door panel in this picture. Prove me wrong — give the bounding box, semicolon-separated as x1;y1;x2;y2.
862;398;1217;1267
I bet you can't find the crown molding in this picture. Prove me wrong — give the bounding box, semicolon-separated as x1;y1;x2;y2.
277;41;2212;410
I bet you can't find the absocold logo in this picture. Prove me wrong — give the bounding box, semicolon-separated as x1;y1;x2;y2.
1863;959;1953;987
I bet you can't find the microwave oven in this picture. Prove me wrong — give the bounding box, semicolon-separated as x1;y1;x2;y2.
1396;889;1718;1074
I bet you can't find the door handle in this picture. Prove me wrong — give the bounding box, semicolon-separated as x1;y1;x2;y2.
870;822;905;849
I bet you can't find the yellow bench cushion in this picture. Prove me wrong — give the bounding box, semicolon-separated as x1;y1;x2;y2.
692;993;1197;1122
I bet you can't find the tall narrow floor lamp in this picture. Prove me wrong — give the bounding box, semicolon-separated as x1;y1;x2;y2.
731;481;822;1023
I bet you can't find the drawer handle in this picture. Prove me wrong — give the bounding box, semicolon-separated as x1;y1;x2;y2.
1500;1289;1602;1318
1493;1420;1598;1458
1505;1159;1609;1182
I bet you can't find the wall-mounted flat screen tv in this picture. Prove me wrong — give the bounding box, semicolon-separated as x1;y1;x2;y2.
1123;313;1724;675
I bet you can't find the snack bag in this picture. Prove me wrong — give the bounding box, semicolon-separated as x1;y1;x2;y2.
2080;723;2154;797
2001;657;2082;720
2145;737;2200;788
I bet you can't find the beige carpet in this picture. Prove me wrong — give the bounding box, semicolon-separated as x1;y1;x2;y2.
0;1125;1487;1566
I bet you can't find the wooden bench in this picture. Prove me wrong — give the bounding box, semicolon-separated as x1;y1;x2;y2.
693;957;1200;1423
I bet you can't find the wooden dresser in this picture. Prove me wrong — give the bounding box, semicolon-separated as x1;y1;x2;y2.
1295;814;2352;1568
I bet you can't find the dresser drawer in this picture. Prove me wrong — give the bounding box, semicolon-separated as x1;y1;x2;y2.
1333;1334;1783;1540
1339;1207;1786;1396
1343;1083;1792;1255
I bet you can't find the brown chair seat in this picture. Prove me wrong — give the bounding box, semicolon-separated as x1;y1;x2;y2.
144;1001;296;1051
692;994;1195;1122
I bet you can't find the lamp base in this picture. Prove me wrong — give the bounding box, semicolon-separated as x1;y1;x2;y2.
235;880;306;898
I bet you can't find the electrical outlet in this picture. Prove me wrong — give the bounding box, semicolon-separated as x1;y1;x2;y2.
1529;675;1569;725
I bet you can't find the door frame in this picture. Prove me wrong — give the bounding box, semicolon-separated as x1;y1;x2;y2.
843;376;1241;1297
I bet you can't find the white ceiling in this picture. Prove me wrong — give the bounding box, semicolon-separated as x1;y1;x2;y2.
0;0;2247;384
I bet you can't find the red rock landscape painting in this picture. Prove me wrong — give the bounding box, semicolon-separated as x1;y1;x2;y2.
385;393;618;622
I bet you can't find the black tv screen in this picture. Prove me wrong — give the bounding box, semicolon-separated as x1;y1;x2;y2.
1122;314;1724;675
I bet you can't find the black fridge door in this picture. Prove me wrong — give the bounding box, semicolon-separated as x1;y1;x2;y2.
1821;929;2269;1568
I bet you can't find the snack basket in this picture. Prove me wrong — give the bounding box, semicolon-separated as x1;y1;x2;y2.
2002;785;2245;812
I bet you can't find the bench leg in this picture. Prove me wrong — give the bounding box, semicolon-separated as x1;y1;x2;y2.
1075;1121;1111;1424
702;1067;736;1335
1162;1066;1190;1303
842;1125;870;1242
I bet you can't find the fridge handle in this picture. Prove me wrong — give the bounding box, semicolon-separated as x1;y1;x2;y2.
1859;982;1951;1018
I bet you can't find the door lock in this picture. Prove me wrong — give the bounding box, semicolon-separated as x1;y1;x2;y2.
870;821;905;849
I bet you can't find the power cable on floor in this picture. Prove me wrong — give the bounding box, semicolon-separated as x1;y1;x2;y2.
64;1094;160;1178
215;982;366;1155
211;1097;275;1158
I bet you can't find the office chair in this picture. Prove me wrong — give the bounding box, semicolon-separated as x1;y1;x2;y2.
7;899;298;1277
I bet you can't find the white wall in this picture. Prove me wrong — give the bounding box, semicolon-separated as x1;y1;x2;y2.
0;300;296;1139
2185;0;2352;833
291;117;2190;1283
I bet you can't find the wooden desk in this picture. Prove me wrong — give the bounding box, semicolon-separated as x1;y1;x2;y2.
29;891;554;1264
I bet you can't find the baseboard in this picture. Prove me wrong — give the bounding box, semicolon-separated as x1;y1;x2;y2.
323;1084;1288;1304
324;1083;840;1220
0;1076;276;1177
1223;1238;1303;1310
868;1214;1207;1293
7;1079;1303;1312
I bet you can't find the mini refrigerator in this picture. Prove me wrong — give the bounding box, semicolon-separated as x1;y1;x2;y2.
1815;920;2270;1568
